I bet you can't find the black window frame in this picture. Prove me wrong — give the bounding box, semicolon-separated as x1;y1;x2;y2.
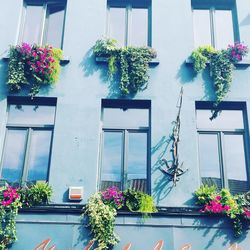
18;0;67;48
0;96;57;184
106;0;152;47
191;0;240;49
196;101;250;194
99;99;151;193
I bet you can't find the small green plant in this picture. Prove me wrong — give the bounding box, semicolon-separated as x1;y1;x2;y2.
84;187;157;250
190;43;248;106
8;43;63;97
20;182;53;207
195;185;250;237
93;38;157;95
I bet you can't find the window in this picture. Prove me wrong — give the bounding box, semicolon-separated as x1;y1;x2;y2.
196;102;249;194
99;99;151;192
0;97;56;184
107;0;151;46
192;0;239;49
19;0;66;48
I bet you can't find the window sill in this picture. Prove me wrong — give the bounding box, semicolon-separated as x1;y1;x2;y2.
1;56;70;65
185;58;250;67
95;56;160;66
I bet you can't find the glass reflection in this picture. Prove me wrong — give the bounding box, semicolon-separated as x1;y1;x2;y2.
23;5;43;44
127;132;147;192
215;10;234;49
8;105;56;125
1;129;27;182
46;5;65;48
131;8;148;46
109;7;126;46
103;108;149;127
193;9;211;47
27;130;52;181
101;132;123;190
198;133;222;189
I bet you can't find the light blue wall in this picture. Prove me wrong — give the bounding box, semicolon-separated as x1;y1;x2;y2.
0;0;249;207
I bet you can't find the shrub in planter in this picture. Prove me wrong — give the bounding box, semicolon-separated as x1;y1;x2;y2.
8;43;63;96
195;185;250;237
85;186;157;250
93;38;157;96
190;42;248;106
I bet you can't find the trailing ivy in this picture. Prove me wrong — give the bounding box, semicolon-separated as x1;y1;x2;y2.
93;38;157;95
190;42;248;106
195;185;250;237
84;186;157;250
8;43;63;97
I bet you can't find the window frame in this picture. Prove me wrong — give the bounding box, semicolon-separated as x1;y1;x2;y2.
192;0;239;49
196;102;250;193
0;97;57;184
18;0;67;48
99;99;151;193
106;0;152;47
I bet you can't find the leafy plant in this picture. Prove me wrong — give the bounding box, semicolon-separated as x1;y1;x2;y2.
85;192;119;250
93;38;157;95
0;186;21;250
190;43;248;106
84;187;157;249
195;185;250;237
8;43;63;97
20;182;53;207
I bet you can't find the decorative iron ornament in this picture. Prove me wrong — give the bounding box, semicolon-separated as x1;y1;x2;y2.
160;87;188;186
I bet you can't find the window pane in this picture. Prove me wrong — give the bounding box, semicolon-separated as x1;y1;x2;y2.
8;105;56;125
127;132;147;192
27;130;52;181
46;4;65;48
22;5;44;44
1;129;27;183
109;7;126;46
193;9;212;47
215;10;234;49
196;110;244;130
224;134;248;193
198;133;222;189
103;108;149;127
130;8;148;46
100;132;123;190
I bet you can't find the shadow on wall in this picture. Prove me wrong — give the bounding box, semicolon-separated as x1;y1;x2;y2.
151;133;175;203
192;217;248;249
0;60;8;99
80;48;132;99
176;61;216;101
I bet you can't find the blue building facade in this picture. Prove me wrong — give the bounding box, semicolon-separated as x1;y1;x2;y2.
0;0;250;249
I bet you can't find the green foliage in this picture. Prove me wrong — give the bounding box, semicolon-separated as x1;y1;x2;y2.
7;43;63;97
93;38;157;95
85;188;157;249
85;193;119;250
194;185;217;205
190;43;248;106
0;186;21;250
20;182;53;207
123;189;158;213
194;185;250;237
191;45;216;73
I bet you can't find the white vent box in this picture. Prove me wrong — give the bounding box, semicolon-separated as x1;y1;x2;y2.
69;187;83;201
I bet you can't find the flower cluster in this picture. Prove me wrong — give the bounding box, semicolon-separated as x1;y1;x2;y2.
200;195;230;214
102;186;125;209
16;43;55;81
227;42;249;62
243;208;250;219
1;186;20;207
